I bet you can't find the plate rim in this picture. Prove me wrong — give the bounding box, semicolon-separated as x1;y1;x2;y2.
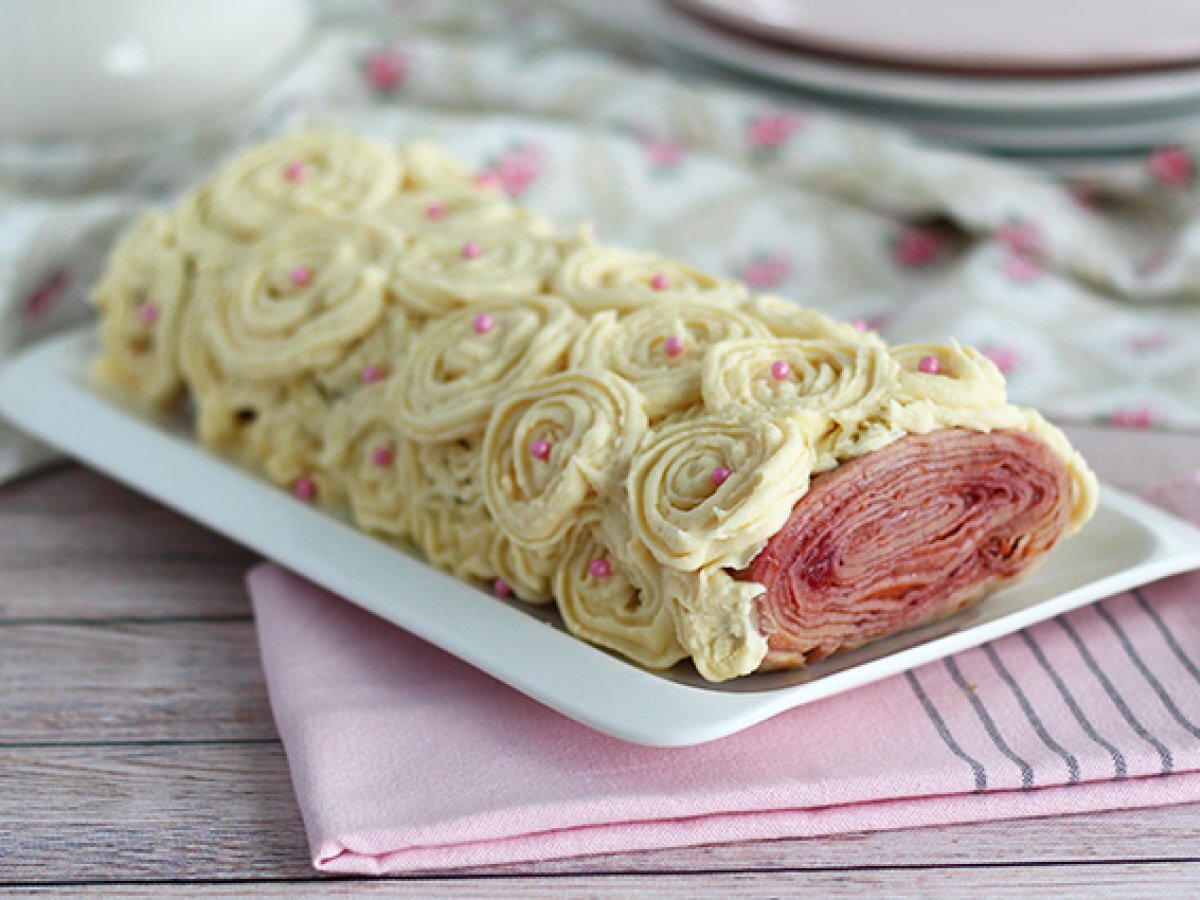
3;327;1200;747
559;0;1200;114
668;0;1200;77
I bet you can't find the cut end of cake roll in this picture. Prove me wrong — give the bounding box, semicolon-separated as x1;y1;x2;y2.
741;428;1079;670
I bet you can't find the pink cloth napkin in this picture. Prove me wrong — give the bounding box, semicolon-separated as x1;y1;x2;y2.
250;474;1200;874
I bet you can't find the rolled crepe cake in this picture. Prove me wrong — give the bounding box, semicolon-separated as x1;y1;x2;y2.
91;130;1098;682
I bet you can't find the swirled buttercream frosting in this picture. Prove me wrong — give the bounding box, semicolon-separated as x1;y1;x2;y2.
92;130;1098;682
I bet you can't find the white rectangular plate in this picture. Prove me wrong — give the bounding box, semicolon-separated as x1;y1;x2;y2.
4;328;1200;746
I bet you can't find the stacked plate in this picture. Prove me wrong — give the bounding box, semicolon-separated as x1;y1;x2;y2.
585;0;1200;158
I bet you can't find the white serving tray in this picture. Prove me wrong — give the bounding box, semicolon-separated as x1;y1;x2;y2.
3;328;1200;746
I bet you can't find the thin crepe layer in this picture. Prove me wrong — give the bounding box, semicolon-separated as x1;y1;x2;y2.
744;429;1073;669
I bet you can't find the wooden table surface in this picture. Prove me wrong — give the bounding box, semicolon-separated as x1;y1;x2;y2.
1;424;1198;897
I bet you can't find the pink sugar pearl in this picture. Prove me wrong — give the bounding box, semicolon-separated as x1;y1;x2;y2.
361;363;384;384
711;466;731;486
473;312;495;335
770;360;791;381
588;557;612;579
530;439;552;461
461;241;482;260
649;273;669;291
425;202;446;220
663;335;685;358
371;446;394;468
293;476;316;501
284;160;308;182
850;318;868;331
493;578;512;598
137;301;160;326
290;266;312;286
918;355;942;375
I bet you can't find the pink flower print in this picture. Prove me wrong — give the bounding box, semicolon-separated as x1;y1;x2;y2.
979;343;1021;376
364;46;407;94
1067;181;1101;211
1126;331;1172;354
1001;252;1042;283
737;252;793;290
642;137;686;173
23;269;70;321
865;312;892;332
1110;406;1154;429
851;312;892;333
746;111;803;153
478;143;546;198
1148;145;1193;187
996;218;1041;257
892;225;946;269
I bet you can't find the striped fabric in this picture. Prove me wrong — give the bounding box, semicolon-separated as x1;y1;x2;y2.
905;581;1199;791
250;474;1200;874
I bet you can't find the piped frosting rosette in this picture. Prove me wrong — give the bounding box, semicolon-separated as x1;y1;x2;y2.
702;338;898;418
483;370;649;550
393;296;581;442
92;210;191;409
570;301;771;421
320;387;420;540
891;342;1008;410
553;520;688;669
702;338;904;471
176;286;286;451
628;411;821;572
178;214;402;456
553;234;746;313
311;309;415;401
490;533;556;604
176;130;404;249
193;215;404;385
389;219;564;316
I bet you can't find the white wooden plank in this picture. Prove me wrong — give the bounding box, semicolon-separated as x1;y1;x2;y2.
0;620;274;743
3;862;1198;897
0;466;256;621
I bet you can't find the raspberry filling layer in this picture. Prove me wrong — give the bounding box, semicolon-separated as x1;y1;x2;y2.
742;429;1072;669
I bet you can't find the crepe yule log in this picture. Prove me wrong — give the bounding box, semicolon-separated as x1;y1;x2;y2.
91;130;1099;682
